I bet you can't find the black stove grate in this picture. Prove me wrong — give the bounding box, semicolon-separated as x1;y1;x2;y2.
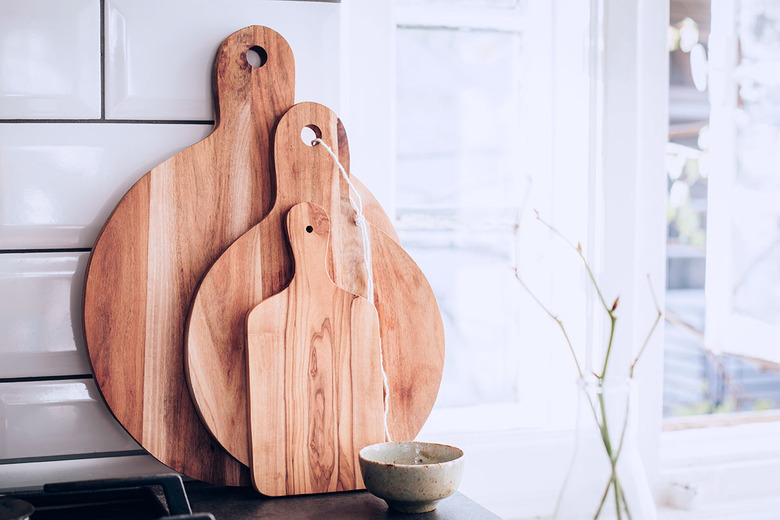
2;474;214;520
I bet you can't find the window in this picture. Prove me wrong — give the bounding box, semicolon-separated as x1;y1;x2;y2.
393;0;597;440
664;0;780;418
396;13;528;411
341;1;780;518
662;1;780;517
345;0;780;516
707;0;780;376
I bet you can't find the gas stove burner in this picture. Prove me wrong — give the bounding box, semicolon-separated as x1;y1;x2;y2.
1;474;214;520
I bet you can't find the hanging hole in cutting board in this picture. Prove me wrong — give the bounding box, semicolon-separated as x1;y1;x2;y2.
300;125;321;146
305;225;313;233
247;46;267;68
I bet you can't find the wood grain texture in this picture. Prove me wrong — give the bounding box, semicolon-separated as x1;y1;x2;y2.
81;26;374;485
246;202;384;496
186;102;446;467
83;26;397;485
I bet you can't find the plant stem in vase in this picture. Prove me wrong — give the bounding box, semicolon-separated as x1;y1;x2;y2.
554;379;656;520
514;212;663;519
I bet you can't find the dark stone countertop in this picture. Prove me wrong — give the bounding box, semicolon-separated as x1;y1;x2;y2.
186;483;502;520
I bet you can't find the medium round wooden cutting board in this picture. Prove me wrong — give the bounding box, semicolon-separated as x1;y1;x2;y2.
185;102;446;468
82;26;396;485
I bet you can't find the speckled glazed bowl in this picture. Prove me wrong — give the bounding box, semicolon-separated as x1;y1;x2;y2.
359;441;465;513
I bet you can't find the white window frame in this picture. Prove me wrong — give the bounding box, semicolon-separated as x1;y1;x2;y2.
705;0;780;364
658;0;780;517
593;0;780;516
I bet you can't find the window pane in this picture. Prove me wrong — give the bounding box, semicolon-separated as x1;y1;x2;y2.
396;27;524;218
396;26;526;408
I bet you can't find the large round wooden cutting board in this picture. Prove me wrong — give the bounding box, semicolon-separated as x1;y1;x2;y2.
185;102;446;468
82;26;397;485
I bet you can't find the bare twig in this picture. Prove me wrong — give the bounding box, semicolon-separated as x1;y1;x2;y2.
520;214;661;517
534;211;612;314
663;308;753;407
629;275;663;378
534;212;622;378
514;268;584;379
664;309;703;340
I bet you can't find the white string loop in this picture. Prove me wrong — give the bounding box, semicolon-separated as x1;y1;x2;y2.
312;137;391;442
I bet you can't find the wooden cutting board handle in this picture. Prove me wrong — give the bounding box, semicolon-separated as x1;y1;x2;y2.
246;202;385;496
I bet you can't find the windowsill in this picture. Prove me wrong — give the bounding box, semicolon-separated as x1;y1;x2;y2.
657;497;780;520
519;500;780;520
663;409;780;431
426;415;780;520
661;415;780;466
658;418;780;519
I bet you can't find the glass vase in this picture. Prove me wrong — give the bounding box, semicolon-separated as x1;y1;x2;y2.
554;379;657;520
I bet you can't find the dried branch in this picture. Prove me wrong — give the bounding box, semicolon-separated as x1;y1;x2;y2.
534;211;612;314
629;274;663;378
514;267;584;379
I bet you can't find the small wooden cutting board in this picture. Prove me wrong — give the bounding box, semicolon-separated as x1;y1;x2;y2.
246;202;384;496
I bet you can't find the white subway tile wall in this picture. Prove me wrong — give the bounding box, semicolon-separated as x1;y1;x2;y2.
0;0;341;489
0;0;101;119
104;0;342;119
0;380;140;460
0;455;172;490
0;124;210;248
0;253;90;378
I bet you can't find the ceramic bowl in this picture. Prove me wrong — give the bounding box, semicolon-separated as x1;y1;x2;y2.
359;441;465;513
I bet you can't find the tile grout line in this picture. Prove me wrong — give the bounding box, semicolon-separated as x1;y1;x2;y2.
0;374;94;384
0;450;148;466
2;0;217;127
0;119;214;125
0;248;91;254
0;4;215;472
100;0;105;120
